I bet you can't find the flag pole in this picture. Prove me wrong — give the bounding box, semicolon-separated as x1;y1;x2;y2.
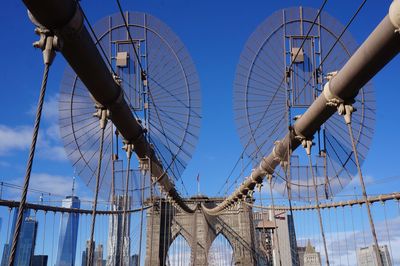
197;173;200;195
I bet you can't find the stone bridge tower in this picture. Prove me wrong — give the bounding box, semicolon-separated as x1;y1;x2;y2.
145;196;260;265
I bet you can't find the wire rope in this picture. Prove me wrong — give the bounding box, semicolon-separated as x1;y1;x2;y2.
308;150;330;265
87;118;106;266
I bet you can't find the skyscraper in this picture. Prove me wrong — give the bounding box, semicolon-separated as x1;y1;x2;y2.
0;208;31;266
357;245;392;266
270;210;298;266
94;244;105;266
15;216;38;265
302;240;321;266
297;246;306;266
81;240;94;266
131;254;139;266
253;210;298;266
106;195;131;266
32;255;48;266
55;195;80;266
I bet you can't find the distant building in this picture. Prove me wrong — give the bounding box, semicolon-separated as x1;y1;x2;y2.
253;210;298;266
0;208;31;266
81;250;87;266
271;211;298;266
131;254;139;266
302;240;321;266
95;244;105;266
81;240;94;266
15;216;38;265
55;195;80;266
0;244;10;266
297;246;306;266
81;241;106;266
357;245;392;266
32;255;48;266
106;195;131;266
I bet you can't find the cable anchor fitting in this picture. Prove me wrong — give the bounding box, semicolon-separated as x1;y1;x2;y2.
323;80;356;124
301;138;314;156
122;142;134;160
139;156;150;175
33;28;61;65
256;182;263;192
267;174;273;183
93;106;110;130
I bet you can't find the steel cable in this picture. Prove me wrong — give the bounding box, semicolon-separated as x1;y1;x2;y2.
347;122;383;265
307;152;330;265
87;123;106;266
8;62;51;265
218;0;329;197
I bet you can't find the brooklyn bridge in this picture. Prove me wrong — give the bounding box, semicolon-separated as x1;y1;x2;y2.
0;0;399;265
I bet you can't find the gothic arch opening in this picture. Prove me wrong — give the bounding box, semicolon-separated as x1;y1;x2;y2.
208;233;234;266
167;234;191;266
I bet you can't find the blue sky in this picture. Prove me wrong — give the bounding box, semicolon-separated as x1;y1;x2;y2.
0;0;399;199
0;0;400;264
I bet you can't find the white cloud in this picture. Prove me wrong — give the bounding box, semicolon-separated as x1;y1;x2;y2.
0;93;68;162
45;123;61;141
297;216;400;265
0;123;67;162
28;93;59;123
2;173;77;202
0;125;32;155
37;140;67;162
29;173;75;196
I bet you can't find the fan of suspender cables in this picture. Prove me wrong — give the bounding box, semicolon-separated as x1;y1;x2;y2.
59;11;201;200
233;6;375;201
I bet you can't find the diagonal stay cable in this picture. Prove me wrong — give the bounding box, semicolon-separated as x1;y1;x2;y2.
116;0;145;72
293;0;367;103
75;0;117;76
217;0;328;195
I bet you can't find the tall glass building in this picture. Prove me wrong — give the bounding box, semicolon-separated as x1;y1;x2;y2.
55;195;80;266
0;208;31;266
106;195;131;266
15;217;38;266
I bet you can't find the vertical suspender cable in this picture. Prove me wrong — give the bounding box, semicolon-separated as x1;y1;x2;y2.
267;176;282;266
42;212;47;265
306;141;330;266
51;212;56;266
87;110;107;266
334;207;342;265
120;144;132;266
285;136;300;265
9;30;56;264
347;118;383;265
341;206;350;266
349;205;358;262
138;167;146;266
382;202;394;264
